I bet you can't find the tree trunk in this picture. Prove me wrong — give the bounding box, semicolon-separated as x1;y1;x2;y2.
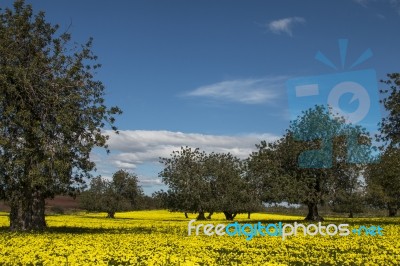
304;203;324;221
388;205;397;217
31;189;46;230
184;212;188;218
9;201;23;231
207;212;213;219
247;212;251;219
196;211;206;220
223;211;236;220
107;212;115;218
348;210;354;218
9;188;47;231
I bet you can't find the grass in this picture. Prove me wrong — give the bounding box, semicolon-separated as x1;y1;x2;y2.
0;210;399;265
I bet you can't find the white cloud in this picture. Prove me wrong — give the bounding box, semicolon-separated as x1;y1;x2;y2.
87;173;163;189
139;178;164;187
268;17;305;36
185;77;287;104
95;130;278;168
113;160;137;169
91;130;279;193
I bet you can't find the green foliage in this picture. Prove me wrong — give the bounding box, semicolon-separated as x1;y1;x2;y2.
248;138;295;205
80;170;143;218
0;0;121;230
249;105;371;220
379;73;400;147
365;147;400;216
135;195;164;210
364;72;400;216
329;165;365;217
159;147;209;215
204;152;258;219
159;147;262;220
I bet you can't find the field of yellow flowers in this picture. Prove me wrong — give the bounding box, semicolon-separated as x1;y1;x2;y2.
0;210;399;265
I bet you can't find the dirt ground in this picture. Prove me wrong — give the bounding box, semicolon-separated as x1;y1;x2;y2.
0;195;80;212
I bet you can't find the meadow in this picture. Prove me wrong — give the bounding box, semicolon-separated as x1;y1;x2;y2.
0;210;399;265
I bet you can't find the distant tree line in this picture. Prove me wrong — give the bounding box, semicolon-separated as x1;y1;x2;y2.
79;170;162;218
156;148;263;220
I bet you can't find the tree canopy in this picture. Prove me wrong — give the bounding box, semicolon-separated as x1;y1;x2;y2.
80;170;143;218
249;105;372;221
379;73;400;147
0;0;121;230
159;147;262;220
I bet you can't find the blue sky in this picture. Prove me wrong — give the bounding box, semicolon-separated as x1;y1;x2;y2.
2;0;400;194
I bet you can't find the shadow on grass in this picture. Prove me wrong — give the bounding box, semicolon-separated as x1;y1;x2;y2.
0;225;162;234
64;215;190;223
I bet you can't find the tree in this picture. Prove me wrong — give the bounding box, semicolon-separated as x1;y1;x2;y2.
80;170;143;218
251;105;371;221
204;152;260;220
365;147;400;216
379;73;400;147
329;165;365;218
0;1;121;230
369;73;400;216
241;160;267;219
159;147;211;220
159;147;261;220
293;106;371;220
247;140;290;207
135;194;164;210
